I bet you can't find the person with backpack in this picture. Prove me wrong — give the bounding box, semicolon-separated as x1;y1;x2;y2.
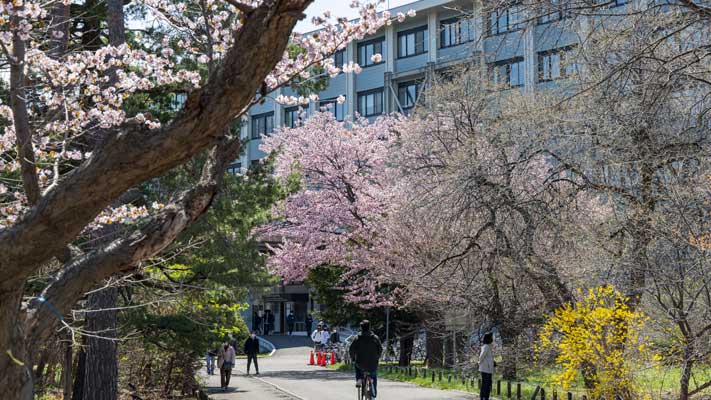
478;332;495;400
349;320;383;398
243;331;260;375
217;342;236;391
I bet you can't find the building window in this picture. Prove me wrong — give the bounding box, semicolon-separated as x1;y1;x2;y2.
608;0;627;7
397;26;428;58
440;17;476;48
357;88;384;117
251;112;274;139
319;97;346;121
489;57;525;88
487;3;525;36
358;37;385;67
227;162;242;175
284;105;309;128
538;0;567;24
397;80;421;115
538;47;577;82
333;49;345;69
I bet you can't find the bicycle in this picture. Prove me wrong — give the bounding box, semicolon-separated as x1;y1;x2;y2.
357;371;376;400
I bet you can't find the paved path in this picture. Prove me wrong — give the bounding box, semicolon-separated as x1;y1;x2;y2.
201;335;472;400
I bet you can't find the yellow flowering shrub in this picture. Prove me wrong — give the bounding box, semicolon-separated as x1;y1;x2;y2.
538;286;650;399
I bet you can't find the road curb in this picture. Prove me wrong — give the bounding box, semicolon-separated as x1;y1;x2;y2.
257;336;277;357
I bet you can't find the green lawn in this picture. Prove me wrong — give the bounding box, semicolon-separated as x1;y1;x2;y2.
329;362;711;399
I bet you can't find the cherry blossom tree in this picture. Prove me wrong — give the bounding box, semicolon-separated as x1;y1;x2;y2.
0;0;410;396
260;112;402;305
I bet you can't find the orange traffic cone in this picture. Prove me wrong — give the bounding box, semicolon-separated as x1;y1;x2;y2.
330;352;336;365
316;351;322;365
309;351;315;365
319;352;326;366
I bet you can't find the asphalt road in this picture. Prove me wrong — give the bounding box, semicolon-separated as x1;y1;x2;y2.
201;336;472;400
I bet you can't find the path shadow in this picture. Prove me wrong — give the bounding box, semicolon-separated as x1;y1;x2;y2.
264;335;313;349
259;369;354;381
203;386;248;394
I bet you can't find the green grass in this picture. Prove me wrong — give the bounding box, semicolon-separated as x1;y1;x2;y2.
329;362;711;399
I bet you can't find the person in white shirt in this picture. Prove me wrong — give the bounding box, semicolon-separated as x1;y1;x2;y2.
311;324;330;351
478;332;495;400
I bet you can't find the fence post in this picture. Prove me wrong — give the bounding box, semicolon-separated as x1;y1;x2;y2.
517;382;521;400
497;380;501;395
462;376;466;385
447;375;452;383
439;371;442;381
408;366;412;377
507;381;512;398
531;386;541;400
431;370;435;383
567;392;573;400
422;369;426;379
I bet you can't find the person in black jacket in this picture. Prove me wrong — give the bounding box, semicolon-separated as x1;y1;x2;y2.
243;331;260;375
305;314;313;334
348;320;383;398
286;311;295;335
329;327;340;344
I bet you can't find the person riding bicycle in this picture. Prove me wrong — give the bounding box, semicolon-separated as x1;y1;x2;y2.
349;320;383;398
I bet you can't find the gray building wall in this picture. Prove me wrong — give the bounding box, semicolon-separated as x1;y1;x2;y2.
239;0;585;167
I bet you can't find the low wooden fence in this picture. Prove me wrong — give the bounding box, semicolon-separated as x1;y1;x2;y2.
381;365;621;400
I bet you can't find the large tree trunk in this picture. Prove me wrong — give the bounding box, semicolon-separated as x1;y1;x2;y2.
398;335;414;366
500;334;517;380
34;348;49;395
82;286;119;400
444;332;454;368
425;323;444;369
61;334;73;400
0;285;33;400
72;348;86;400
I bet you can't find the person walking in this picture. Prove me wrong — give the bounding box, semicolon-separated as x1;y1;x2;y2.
267;311;275;335
305;313;313;335
311;324;329;352
329;327;340;344
478;332;495;400
349;320;383;398
206;348;217;375
286;311;295;335
218;342;236;391
244;331;260;375
255;312;262;335
252;311;259;333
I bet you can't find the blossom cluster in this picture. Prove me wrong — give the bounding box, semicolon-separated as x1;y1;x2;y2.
259;112;402;299
87;202;166;231
264;2;394;90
